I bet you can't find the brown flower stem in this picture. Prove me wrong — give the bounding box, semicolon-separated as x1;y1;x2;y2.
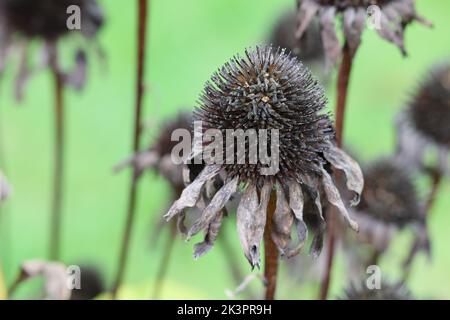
319;43;354;300
49;49;65;261
111;0;149;299
152;219;177;299
264;191;278;300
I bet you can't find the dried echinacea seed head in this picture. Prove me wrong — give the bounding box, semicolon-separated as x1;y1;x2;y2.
165;46;363;268
357;158;423;227
114;112;194;192
409;63;450;149
296;0;432;67
270;10;324;64
0;0;103;40
341;280;413;300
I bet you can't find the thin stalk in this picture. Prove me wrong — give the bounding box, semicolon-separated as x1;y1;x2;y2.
319;43;354;300
49;48;65;261
264;191;278;300
111;0;149;299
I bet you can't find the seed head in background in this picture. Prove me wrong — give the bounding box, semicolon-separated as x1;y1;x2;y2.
0;0;104;99
396;63;450;178
345;158;429;270
296;0;432;68
165;46;364;269
341;280;413;300
114;112;195;194
270;10;324;67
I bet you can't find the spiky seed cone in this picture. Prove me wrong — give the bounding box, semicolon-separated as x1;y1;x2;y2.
166;46;363;268
409;64;450;148
358;158;423;227
0;0;103;39
342;280;413;300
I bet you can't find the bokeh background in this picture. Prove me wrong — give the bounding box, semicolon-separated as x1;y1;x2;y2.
0;0;449;299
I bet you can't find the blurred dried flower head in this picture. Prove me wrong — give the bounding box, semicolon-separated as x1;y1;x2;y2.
115;112;193;193
270;10;324;65
353;158;427;253
342;280;413;300
165;46;363;268
69;265;104;300
396;63;450;177
0;170;11;202
296;0;432;67
0;0;104;99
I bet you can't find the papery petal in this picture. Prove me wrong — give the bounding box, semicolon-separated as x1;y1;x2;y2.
164;165;221;221
295;0;319;40
237;181;273;268
320;168;359;232
323;143;364;206
271;186;293;254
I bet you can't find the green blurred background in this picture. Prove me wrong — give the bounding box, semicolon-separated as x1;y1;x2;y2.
0;0;449;299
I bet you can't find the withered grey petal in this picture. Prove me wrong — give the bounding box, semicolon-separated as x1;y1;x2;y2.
0;171;11;202
323;143;364;206
376;11;406;55
310;219;326;259
15;43;31;102
295;0;319;40
17;260;71;300
285;218;308;258
237;181;273;269
113;150;159;174
319;7;341;69
164;165;221;221
320;168;359;232
343;7;365;54
301;174;323;219
193;211;224;259
187;177;238;238
64;50;87;91
288;181;304;221
177;212;188;234
271;187;293;254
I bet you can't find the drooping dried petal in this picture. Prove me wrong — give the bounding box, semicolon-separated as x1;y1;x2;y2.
271;186;293;254
164;165;221;221
319;7;340;69
376;11;406;56
63;50;87;90
237;182;272;268
193;211;224;259
343;7;365;54
295;0;319;40
323;143;364;206
0;171;11;202
320;168;359;232
187;176;239;238
286;181;308;257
